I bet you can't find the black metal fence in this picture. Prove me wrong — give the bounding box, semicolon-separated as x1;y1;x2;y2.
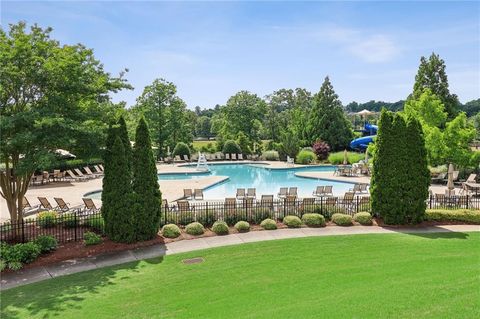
1;196;479;244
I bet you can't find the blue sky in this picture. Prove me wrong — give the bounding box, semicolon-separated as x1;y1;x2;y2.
2;1;479;108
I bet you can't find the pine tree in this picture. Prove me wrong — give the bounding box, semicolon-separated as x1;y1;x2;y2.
104;137;135;242
132;118;162;241
411;52;459;119
404;116;430;223
101;124;117;229
117;116;132;175
307;77;353;151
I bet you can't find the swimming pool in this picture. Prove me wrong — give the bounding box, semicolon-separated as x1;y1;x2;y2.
196;164;353;199
85;164;357;200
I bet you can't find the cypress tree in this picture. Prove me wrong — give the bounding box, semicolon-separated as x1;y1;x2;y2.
404;116;430;223
101;124;116;229
117;116;132;175
105;136;135;243
307;77;353;150
132;118;162;241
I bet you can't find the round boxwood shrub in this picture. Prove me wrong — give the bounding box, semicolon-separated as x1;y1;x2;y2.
283;215;302;228
295;149;316;164
301;213;326;227
354;212;373;225
172;142;191;157
234;221;250;232
185;222;205;236
37;211;58;228
332;213;353;226
212;221;229;235
260;218;277;230
161;224;181;238
34;235;58;253
222;140;242;154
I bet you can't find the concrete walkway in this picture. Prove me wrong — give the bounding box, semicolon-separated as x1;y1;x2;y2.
1;224;478;291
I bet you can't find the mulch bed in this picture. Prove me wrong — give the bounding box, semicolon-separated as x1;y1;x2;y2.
2;219;475;273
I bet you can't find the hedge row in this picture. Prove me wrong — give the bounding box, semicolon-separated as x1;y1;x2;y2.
425;209;480;224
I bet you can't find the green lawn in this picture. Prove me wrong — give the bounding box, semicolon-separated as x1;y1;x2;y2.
2;232;479;318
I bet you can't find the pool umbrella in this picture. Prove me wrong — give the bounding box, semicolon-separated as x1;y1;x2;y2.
446;163;455;196
343;149;348;165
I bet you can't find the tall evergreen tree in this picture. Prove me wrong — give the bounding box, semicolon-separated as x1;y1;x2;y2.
117;116;132;174
411;52;459;119
132;118;162;241
404;116;430;223
307;77;353;151
101;123;117;229
103;136;135;242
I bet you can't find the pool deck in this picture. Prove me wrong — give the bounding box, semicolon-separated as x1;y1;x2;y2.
0;161;463;221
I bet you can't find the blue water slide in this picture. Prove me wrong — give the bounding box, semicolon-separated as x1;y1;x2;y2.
349;123;378;150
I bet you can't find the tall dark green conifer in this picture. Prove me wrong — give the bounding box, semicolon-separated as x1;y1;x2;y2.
101;124;116;228
404;116;430;223
132;118;162;241
307;77;353;150
104;137;135;242
117;116;132;175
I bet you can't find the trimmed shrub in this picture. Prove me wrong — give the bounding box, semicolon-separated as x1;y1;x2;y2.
38;211;58;228
283;215;302;228
172;142;191;157
222;140;242;155
327;151;364;165
161;224;181;238
84;215;105;233
212;221;229;235
425;209;480;224
4;242;41;264
332;213;353;226
250;208;273;225
260;219;277;230
34;235;58;253
234;221;250;232
62;212;77;228
354;212;373;225
84;231;102;246
302;213;326;227
312;140;330;160
262;150;280;161
295;150;316;164
185;222;205;236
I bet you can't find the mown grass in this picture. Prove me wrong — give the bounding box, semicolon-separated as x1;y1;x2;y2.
2;232;479;318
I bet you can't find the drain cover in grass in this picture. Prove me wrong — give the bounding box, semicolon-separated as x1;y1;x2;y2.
182;257;204;264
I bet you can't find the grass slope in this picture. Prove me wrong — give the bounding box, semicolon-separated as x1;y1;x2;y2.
2;232;479;318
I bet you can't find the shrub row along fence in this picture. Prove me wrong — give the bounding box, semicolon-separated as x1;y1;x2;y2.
1;196;479;244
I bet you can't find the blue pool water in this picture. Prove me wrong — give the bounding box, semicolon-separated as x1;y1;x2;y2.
179;164;354;199
86;164;356;200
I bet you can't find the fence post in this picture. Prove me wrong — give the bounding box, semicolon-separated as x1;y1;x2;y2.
21;219;25;243
74;209;78;241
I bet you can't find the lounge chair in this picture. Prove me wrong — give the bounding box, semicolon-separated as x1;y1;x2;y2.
323;186;333;197
84;166;101;178
243;197;254;209
287;156;294;167
74;168;94;180
22;197;40;214
277;187;288;198
442;171;459;184
300;197;315;212
260;195;274;210
232;153;237;160
99;164;105;171
178;200;193;213
359;183;368;193
236;188;246;200
224;198;237;212
246;188;256;199
94;165;104;174
194;189;204;200
53;197;73;212
38;197;53;210
183;189;193;199
284;195;297;213
357;196;370;211
238;154;244;160
464;174;477;183
349;184;362;193
53;169;65;181
174;155;182;162
313;186;325;197
42;171;51;184
225;154;230;160
342;192;355;212
288;187;297;197
325;197;337;207
66;170;87;182
82;198;99;213
183;155;190;162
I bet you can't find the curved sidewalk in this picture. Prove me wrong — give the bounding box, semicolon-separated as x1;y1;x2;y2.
1;224;479;291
